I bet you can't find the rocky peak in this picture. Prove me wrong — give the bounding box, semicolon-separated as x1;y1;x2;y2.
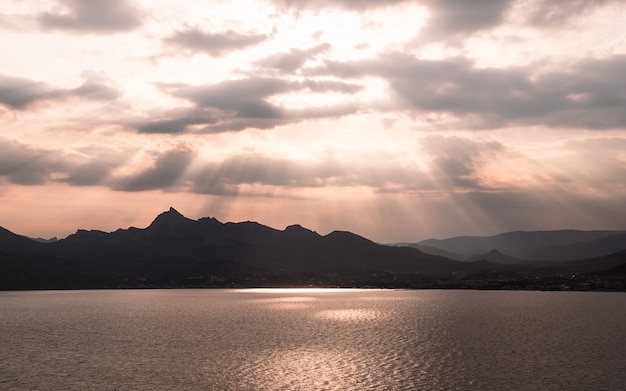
147;207;195;236
284;224;319;239
285;224;312;232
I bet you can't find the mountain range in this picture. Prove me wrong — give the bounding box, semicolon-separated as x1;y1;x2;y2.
1;208;625;290
396;230;626;261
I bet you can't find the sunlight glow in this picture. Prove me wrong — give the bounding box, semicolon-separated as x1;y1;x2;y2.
314;309;386;322
234;288;373;294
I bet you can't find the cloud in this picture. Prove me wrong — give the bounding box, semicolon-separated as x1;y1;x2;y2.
39;0;142;33
309;53;626;130
419;135;505;190
419;0;511;41
132;108;218;134
0;138;130;187
0;139;193;191
61;162;114;186
297;79;362;94
388;1;617;43
59;145;128;187
189;152;430;196
0;75;60;109
255;43;331;73
191;155;343;195
166;27;267;56
0;71;120;110
270;0;412;11
0;139;69;185
173;77;287;119
417;0;619;42
132;77;361;133
271;0;618;44
113;149;195;192
69;70;121;101
521;0;617;27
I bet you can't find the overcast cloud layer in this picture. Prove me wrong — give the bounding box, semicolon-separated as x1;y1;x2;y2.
0;0;625;242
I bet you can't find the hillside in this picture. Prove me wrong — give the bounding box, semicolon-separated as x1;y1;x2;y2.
417;230;626;260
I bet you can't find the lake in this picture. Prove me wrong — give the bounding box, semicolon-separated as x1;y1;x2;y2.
1;289;624;390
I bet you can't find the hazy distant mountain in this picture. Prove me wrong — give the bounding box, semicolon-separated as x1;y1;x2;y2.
526;233;626;261
417;230;626;261
390;243;466;261
466;249;528;265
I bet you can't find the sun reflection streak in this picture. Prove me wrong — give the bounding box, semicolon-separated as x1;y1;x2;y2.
233;288;375;294
314;309;386;322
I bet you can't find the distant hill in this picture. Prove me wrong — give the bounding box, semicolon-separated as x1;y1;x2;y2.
466;249;528;265
416;230;626;261
526;233;626;260
390;243;466;261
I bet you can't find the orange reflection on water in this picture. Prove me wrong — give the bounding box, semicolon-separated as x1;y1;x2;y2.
245;349;366;390
233;288;370;294
264;296;317;310
314;309;385;322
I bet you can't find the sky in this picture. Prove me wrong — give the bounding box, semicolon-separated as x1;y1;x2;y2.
1;0;625;243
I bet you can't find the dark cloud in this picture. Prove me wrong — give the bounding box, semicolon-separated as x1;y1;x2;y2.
297;79;361;94
0;138;128;187
134;77;361;133
167;27;267;56
419;0;511;41
255;43;331;73
418;0;619;41
0;75;61;109
0;71;120;110
309;53;626;130
270;0;412;11
39;0;142;33
420;136;505;190
173;77;287;119
0;138;193;191
113;149;195;192
132;108;218;134
61;161;114;186
522;0;616;27
0;139;68;185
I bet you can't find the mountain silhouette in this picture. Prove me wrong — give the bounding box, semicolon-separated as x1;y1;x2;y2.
1;210;625;290
0;208;495;289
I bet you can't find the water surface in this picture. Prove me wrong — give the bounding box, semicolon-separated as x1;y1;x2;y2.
1;289;624;390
